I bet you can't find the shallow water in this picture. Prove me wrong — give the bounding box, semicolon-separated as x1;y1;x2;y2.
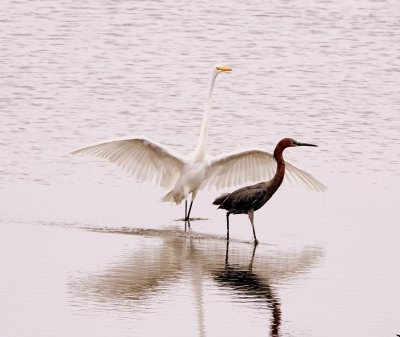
1;0;399;336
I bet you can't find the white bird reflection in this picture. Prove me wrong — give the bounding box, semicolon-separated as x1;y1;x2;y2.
70;228;323;336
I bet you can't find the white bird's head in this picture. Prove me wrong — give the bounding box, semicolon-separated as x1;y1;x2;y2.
205;64;232;103
214;65;232;76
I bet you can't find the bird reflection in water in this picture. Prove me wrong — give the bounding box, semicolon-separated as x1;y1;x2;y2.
70;229;322;336
212;242;281;336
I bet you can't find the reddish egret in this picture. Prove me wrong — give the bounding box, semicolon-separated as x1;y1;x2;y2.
71;65;325;227
213;138;318;244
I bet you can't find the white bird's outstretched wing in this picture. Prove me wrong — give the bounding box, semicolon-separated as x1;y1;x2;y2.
70;137;184;189
202;149;326;192
284;160;327;192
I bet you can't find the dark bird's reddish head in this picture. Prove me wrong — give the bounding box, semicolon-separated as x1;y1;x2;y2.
274;138;317;161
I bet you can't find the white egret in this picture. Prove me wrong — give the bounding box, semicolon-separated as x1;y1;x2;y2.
70;65;326;224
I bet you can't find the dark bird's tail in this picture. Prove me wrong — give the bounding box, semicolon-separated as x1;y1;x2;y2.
213;193;230;206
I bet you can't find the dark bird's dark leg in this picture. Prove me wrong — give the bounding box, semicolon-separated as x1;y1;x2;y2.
224;239;230;265
226;212;231;241
248;210;258;245
249;242;257;270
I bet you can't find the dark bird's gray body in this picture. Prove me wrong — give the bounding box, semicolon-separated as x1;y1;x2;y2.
213;138;318;244
213;180;282;215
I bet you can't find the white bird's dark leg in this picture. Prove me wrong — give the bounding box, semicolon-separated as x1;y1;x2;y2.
184;200;191;230
186;200;193;220
186;191;197;221
226;212;231;241
248;209;258;245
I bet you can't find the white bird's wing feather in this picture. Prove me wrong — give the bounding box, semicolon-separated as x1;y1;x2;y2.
202;149;326;192
284;160;327;192
70;137;184;189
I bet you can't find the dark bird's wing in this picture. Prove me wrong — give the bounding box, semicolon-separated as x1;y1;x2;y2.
213;193;230;206
220;187;266;211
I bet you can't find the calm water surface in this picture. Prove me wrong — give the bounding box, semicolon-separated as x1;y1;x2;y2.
1;0;399;336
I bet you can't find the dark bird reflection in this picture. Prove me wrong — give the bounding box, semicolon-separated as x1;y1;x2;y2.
70;227;323;336
212;242;281;336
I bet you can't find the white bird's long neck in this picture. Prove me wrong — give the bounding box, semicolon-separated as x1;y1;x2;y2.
194;71;218;161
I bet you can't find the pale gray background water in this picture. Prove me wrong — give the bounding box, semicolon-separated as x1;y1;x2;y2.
1;1;399;336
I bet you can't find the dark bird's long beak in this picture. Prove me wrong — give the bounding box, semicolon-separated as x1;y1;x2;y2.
294;141;317;147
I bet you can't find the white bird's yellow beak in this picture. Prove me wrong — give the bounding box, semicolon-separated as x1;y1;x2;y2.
216;65;232;72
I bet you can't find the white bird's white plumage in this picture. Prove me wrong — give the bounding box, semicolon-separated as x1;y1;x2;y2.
71;65;234;208
70;65;326;217
203;149;326;192
71;140;326;199
70;137;184;190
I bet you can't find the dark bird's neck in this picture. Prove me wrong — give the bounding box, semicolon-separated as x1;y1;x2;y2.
271;145;287;189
